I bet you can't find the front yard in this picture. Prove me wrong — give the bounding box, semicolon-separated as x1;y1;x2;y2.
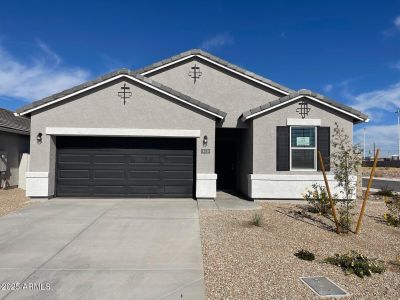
0;188;30;217
200;200;400;299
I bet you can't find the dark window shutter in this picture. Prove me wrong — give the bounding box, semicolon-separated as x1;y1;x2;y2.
317;127;330;171
277;126;290;171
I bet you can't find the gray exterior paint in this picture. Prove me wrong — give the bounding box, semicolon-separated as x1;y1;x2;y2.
16;70;226;119
241;89;368;123
29;78;216;196
252;97;354;175
135;49;294;94
0;130;30;187
19;49;367;199
148;57;286;128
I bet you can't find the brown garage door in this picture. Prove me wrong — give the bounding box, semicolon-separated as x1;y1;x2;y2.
56;136;195;198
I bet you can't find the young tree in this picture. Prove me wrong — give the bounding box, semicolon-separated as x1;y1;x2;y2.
331;122;362;233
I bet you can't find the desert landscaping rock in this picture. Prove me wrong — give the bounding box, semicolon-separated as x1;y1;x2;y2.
200;200;400;299
0;188;31;217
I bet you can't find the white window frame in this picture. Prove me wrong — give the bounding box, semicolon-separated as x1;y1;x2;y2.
289;126;317;171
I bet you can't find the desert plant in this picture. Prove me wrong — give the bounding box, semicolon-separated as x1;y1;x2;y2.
383;195;400;227
251;211;263;227
375;186;394;197
331;123;362;233
303;183;332;215
324;250;385;278
294;249;315;261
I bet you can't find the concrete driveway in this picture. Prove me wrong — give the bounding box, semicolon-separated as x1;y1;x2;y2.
0;198;205;300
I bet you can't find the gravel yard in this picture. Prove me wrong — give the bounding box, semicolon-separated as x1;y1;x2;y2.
362;167;400;179
0;188;30;217
200;200;400;299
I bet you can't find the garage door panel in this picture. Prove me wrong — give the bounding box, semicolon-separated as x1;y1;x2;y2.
94;170;125;179
58;170;90;179
58;154;90;163
56;137;195;198
163;171;193;179
126;186;163;195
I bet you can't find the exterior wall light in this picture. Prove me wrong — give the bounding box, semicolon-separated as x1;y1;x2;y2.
36;133;43;144
203;135;208;147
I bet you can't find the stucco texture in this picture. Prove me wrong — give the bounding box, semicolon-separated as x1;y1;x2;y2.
147;57;286;128
252;97;354;175
29;77;217;195
0;130;29;187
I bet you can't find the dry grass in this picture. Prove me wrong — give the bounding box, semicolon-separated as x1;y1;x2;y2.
200;200;400;299
0;188;30;217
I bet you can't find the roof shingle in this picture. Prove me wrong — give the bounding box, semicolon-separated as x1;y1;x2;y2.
0;109;30;133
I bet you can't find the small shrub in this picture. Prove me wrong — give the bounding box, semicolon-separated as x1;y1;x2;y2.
251;211;263;227
383;196;400;227
294;249;315;261
336;199;355;233
375;186;394;197
303;183;332;215
324;250;385;278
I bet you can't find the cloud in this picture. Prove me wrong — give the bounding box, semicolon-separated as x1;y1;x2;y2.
395;16;400;28
354;124;399;157
383;15;400;36
390;60;400;70
350;82;400;118
200;33;234;51
0;41;90;101
323;84;333;93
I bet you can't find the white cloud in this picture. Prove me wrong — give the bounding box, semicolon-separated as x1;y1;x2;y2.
394;16;400;28
354;124;399;157
323;84;333;93
350;82;400;117
390;60;400;70
200;33;234;51
0;41;90;101
383;15;400;36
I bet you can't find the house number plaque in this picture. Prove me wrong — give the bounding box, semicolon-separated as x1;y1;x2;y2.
201;149;210;154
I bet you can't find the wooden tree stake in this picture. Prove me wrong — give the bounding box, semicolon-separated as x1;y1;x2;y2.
355;148;380;234
318;151;340;234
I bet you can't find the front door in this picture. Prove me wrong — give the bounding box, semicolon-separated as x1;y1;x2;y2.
215;140;237;190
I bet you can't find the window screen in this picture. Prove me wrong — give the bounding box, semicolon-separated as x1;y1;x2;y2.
291;127;316;170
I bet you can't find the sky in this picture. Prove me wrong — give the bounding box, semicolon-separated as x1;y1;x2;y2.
0;0;399;156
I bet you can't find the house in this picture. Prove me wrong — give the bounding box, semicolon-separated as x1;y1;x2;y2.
0;108;30;189
15;49;368;199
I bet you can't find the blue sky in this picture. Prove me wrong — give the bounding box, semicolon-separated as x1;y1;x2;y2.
0;0;399;156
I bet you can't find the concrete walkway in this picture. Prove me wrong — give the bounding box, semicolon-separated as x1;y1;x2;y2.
198;191;261;210
0;198;205;300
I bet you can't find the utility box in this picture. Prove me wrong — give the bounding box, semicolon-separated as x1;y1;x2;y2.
0;151;7;173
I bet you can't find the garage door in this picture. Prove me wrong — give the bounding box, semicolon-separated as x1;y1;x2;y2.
56;136;195;198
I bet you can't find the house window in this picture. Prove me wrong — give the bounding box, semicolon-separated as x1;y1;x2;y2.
290;127;317;170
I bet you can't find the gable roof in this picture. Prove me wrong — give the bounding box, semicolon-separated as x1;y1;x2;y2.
240;89;368;123
134;49;293;95
0;108;30;134
15;69;227;119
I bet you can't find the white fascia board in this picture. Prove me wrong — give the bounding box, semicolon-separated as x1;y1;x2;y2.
46;127;201;138
141;54;290;95
17;74;224;119
244;95;365;122
287;118;321;126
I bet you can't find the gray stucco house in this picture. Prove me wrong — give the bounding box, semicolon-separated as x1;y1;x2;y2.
0;108;30;188
15;49;368;199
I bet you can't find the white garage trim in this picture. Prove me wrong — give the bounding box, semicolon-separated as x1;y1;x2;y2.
46;127;201;138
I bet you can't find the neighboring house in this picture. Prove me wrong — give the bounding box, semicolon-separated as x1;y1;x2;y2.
0;108;30;189
15;49;368;199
